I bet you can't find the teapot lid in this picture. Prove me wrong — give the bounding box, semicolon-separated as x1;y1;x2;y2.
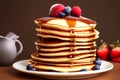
6;32;19;40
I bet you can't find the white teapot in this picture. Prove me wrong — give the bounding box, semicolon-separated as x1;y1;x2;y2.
0;32;23;66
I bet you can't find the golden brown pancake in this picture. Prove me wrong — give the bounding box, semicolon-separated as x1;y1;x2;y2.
29;16;99;72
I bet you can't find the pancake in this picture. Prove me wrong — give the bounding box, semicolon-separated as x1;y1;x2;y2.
28;16;99;72
36;28;99;38
31;53;96;62
35;40;96;47
29;62;95;72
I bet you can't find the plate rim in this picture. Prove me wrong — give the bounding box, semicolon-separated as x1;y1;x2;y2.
12;59;114;77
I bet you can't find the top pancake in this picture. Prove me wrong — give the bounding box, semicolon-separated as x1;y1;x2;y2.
34;16;99;42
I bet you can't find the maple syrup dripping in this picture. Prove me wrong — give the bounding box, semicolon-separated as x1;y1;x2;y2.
35;41;39;57
66;19;76;66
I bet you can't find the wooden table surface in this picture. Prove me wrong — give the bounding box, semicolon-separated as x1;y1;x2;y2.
0;61;120;80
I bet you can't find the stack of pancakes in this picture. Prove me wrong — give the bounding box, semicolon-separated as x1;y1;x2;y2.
30;16;99;72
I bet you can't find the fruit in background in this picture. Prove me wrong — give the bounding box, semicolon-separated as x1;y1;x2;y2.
110;40;120;62
112;57;120;62
49;3;65;17
71;6;82;17
96;42;110;60
110;47;120;59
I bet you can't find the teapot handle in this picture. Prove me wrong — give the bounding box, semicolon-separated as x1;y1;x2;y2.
14;39;23;56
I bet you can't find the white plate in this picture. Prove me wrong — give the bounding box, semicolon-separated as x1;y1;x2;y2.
13;60;113;79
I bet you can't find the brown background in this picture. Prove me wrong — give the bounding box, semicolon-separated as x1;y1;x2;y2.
0;0;120;61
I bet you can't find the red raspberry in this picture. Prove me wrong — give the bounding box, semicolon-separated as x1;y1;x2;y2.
71;6;82;17
49;4;65;17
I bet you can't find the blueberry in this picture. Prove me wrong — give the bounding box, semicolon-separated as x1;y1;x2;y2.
26;64;34;71
96;58;101;60
80;69;87;72
92;65;100;70
64;6;71;15
94;58;102;65
59;12;66;18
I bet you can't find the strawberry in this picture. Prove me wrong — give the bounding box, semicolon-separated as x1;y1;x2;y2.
71;6;82;17
49;3;65;17
97;42;110;60
110;40;120;62
112;57;120;62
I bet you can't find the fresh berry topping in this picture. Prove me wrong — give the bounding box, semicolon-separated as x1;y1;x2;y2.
64;6;71;15
59;12;66;18
80;69;87;72
71;6;82;17
26;64;34;71
49;3;65;17
94;59;102;65
49;4;82;17
92;65;100;70
97;42;110;60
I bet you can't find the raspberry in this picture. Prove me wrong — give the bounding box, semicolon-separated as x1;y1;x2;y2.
49;4;65;17
71;6;82;17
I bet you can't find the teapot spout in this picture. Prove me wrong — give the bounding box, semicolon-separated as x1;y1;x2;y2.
6;32;19;40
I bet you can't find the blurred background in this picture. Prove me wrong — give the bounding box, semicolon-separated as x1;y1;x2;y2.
0;0;120;60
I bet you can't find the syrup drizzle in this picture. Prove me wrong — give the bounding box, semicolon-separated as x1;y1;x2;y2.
66;20;76;66
35;17;97;67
